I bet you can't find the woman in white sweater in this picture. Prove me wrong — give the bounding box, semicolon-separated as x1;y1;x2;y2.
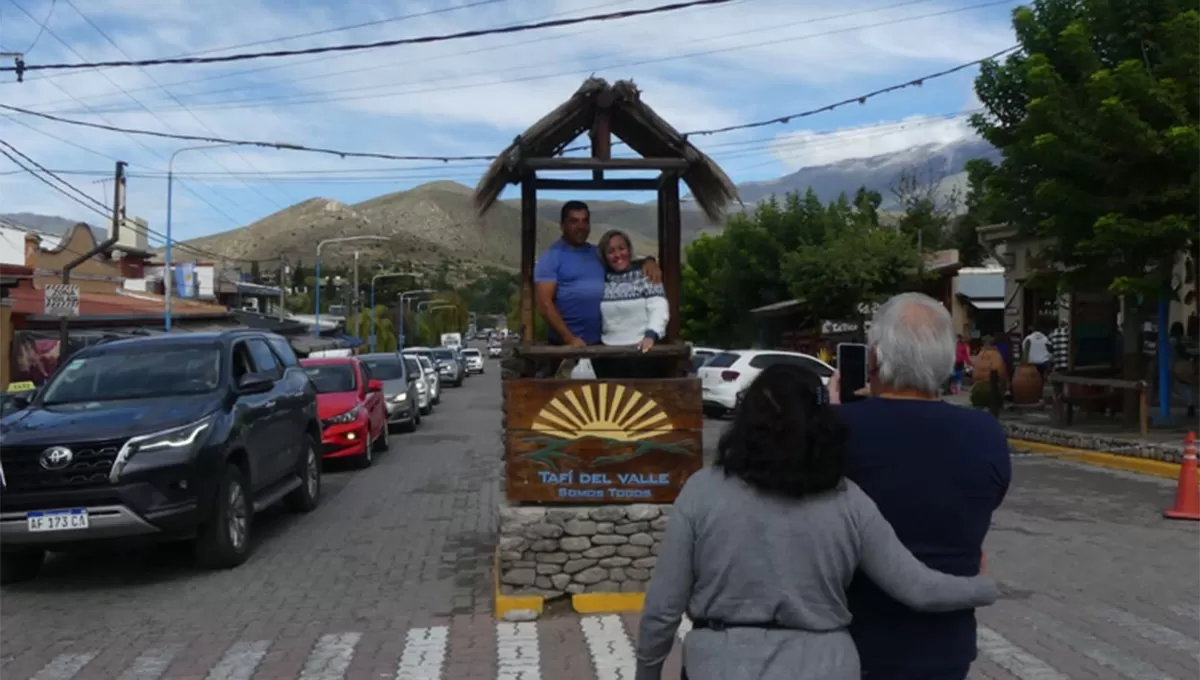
596;229;669;378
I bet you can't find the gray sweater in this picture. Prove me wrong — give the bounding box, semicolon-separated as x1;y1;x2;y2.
636;467;999;680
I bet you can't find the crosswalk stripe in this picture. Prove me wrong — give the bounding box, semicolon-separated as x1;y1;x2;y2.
29;652;97;680
298;632;363;680
205;640;271;680
495;621;540;680
1094;606;1200;658
1018;609;1174;680
396;626;449;680
580;615;637;680
976;626;1069;680
116;644;183;680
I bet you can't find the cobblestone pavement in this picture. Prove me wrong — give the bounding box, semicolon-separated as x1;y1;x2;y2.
2;369;1198;679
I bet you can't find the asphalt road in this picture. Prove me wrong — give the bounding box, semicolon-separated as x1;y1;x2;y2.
1;364;1197;679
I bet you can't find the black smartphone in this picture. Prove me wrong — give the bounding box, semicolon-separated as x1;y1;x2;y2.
836;343;868;403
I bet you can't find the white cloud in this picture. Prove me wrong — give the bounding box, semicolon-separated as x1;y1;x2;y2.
769;113;978;170
0;0;1017;235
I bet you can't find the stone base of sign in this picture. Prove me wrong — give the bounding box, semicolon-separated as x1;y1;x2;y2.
496;500;670;607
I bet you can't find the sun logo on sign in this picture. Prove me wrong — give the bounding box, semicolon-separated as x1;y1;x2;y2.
518;384;694;471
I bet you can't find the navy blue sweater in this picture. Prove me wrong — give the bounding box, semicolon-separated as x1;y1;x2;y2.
838;398;1011;673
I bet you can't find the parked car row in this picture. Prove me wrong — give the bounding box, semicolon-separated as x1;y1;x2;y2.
0;332;484;585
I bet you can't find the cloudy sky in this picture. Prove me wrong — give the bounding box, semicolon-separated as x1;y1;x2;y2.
0;0;1017;242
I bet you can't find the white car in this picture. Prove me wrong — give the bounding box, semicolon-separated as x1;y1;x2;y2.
462;348;484;374
698;349;834;417
402;354;433;416
403;351;441;407
690;345;722;373
488;344;503;358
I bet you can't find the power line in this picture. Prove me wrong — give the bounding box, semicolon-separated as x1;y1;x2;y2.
21;0;54;53
1;0;738;77
0;49;1016;159
41;0;1005;116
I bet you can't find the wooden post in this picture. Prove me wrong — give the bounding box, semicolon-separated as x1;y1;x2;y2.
519;172;537;345
660;172;682;343
590;96;612;182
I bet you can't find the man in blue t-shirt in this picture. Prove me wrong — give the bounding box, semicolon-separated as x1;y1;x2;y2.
533;200;659;346
832;293;1011;680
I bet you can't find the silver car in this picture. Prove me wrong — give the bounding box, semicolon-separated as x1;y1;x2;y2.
403;349;441;407
431;347;464;387
461;348;484;374
360;353;421;432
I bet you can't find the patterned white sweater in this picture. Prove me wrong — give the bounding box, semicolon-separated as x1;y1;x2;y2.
600;267;669;346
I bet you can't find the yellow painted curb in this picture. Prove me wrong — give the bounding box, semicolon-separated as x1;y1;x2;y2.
572;592;646;614
493;548;544;620
1008;438;1194;482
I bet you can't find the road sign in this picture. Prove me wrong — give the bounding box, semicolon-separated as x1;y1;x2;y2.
43;284;80;318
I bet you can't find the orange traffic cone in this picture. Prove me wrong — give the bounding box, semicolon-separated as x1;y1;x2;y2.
1164;432;1200;521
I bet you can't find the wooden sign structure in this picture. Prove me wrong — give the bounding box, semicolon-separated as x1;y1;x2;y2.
504;379;702;503
472;78;737;504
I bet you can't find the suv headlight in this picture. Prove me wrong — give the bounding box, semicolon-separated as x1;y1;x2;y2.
110;416;213;483
391;392;408;403
324;405;361;426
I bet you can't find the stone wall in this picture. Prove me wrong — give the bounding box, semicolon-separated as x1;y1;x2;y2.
497;502;671;599
1004;421;1185;463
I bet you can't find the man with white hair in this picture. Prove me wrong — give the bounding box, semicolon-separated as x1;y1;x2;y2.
836;292;1011;680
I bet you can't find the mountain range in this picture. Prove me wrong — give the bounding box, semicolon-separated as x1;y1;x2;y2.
4;137;999;274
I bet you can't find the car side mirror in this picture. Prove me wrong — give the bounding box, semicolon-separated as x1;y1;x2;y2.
237;372;275;395
367;379;384;392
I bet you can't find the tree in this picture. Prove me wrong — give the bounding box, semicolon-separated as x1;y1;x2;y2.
890;162;961;253
948;158;1001;267
970;0;1198;404
458;267;520;315
350;305;398;352
249;260;261;284
291;264;307;291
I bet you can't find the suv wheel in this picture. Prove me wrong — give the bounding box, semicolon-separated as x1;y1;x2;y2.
1;549;45;585
284;436;321;513
195;465;252;569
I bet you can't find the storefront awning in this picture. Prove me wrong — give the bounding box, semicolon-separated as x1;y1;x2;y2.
969;299;1005;310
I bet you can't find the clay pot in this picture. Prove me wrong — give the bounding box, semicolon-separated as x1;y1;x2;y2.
1011;363;1043;405
973;346;1008;386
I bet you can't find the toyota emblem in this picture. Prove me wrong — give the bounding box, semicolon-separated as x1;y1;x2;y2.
40;446;74;471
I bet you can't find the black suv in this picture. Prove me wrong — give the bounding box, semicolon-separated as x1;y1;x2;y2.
0;330;323;584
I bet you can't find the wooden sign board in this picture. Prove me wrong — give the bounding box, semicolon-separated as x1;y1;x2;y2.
504;378;703;504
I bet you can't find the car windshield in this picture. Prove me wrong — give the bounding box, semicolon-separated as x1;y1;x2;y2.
362;358;404;380
303;364;357;393
41;346;222;405
403;357;421;375
433;349;455;360
462;350;480;357
418;357;433;370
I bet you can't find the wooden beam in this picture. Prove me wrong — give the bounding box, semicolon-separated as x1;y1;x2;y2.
521;157;689;172
519;173;537;345
514;343;691;360
533;178;660;192
660;172;682;342
590;106;612;182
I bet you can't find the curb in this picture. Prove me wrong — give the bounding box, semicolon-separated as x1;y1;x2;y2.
572;592;646;614
1009;438;1194;482
493;548;544;620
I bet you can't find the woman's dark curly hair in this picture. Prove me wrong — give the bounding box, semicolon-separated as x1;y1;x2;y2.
715;363;848;499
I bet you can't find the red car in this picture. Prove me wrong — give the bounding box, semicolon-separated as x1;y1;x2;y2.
299;357;389;468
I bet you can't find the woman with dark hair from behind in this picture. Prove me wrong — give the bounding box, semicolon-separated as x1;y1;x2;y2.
635;364;999;680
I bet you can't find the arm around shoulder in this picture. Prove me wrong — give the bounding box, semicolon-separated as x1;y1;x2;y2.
849;483;999;613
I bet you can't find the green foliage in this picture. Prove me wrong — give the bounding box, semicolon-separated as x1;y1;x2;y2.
249;260;261;283
457;267;520;315
970;379;996;409
949;158;1001;266
969;0;1199;297
507;289;547;341
290;264;306;291
680;188;924;346
350;305;398;352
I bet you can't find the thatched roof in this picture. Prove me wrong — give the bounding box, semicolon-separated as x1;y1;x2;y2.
473;77;739;224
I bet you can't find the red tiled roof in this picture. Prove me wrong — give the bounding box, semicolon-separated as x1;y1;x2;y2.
8;286;229;317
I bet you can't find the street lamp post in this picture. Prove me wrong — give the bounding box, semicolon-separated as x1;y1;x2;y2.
313;235;389;337
165;142;238;331
398;288;434;349
368;271;420;352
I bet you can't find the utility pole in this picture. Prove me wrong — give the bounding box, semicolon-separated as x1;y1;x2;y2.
352;251;361;325
278;256;287;321
60;161;125;354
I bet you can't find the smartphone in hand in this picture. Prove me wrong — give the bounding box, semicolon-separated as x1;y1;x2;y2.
836;343;868;404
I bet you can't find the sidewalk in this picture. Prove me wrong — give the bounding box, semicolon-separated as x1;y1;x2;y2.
943;391;1190;466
